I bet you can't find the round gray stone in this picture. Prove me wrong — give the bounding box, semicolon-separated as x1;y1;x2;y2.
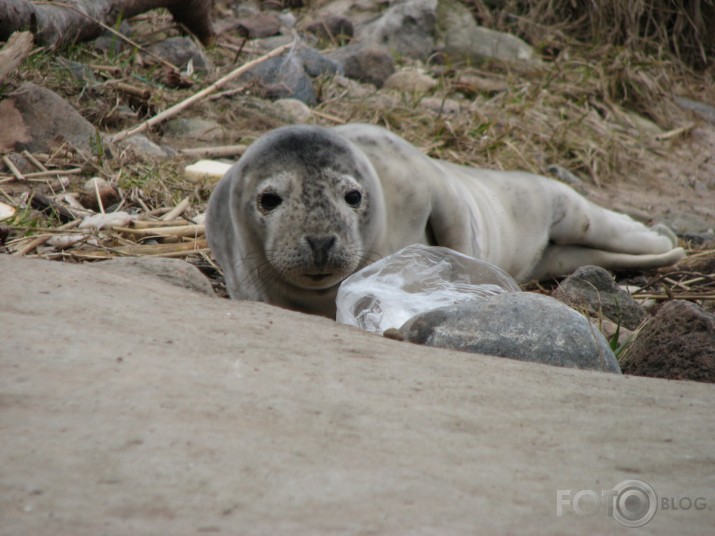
327;43;395;87
434;0;538;64
398;292;621;374
240;55;317;105
304;14;354;44
163;117;226;143
553;265;646;330
12;82;99;154
296;45;343;78
356;0;436;60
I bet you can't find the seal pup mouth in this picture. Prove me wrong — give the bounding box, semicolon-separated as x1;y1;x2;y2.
294;270;347;290
305;273;332;282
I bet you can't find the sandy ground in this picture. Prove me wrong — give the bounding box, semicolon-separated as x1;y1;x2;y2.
587;124;714;236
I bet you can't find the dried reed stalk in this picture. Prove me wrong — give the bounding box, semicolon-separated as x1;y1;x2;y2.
110;41;293;142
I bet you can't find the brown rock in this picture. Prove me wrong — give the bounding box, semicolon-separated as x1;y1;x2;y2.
0;99;31;152
383;70;437;93
79;177;120;211
304;14;354;43
11;82;99;154
236;13;281;38
621;300;715;382
553;265;647;330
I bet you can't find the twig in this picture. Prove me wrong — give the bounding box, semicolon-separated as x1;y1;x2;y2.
0;187;16;204
109;41;293;143
115;224;205;238
64;247;211;260
134;197;153;214
632;294;715;301
0;32;34;84
52;1;180;72
70;239;209;259
664;276;691;291
89;64;122;76
681;276;710;286
108;81;151;100
311;109;346;124
2;156;26;181
132;219;188;228
683;249;715;259
94;178;105;214
209;86;248;100
160;196;190;221
5;225;87;233
179;145;247;158
0;168;83;179
655;123;696;142
22;151;49;172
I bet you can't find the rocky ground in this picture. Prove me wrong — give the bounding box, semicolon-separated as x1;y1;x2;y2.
1;0;714;380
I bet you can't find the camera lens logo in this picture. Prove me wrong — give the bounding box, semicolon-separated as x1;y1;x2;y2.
611;480;658;528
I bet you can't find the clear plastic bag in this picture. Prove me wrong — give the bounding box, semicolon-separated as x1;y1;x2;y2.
336;244;521;334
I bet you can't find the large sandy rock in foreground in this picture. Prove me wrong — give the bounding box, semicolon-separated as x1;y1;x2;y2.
1;255;714;534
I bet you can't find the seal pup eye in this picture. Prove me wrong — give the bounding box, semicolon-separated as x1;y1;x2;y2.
258;192;282;211
344;190;362;208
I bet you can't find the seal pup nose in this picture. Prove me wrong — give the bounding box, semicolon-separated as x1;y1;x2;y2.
305;235;336;266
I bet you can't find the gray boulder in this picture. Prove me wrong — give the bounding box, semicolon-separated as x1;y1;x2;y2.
117;134;176;159
240;55;317;105
383;70;438;93
356;0;436;60
434;0;538;64
295;45;344;77
675;96;715;125
553;265;647;330
242;39;342;80
93;20;133;53
234;12;282;39
163;117;226;143
398;292;621;373
273;99;313;123
662;210;715;235
314;0;385;27
146;36;212;73
304;14;355;44
350;0;538;65
328;43;395;87
12;82;100;154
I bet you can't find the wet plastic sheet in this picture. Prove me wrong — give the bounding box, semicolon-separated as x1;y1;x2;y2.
336;244;521;334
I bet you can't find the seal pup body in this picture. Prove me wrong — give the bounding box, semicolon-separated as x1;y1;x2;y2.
207;124;684;317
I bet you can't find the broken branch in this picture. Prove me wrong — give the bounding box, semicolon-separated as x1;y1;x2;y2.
110;41;293;143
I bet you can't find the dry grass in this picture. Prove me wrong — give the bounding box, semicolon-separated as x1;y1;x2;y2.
468;0;715;70
317;43;695;185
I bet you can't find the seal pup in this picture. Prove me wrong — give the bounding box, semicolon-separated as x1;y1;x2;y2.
206;124;684;318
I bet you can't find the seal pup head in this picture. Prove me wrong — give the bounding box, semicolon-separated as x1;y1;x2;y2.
228;125;386;296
